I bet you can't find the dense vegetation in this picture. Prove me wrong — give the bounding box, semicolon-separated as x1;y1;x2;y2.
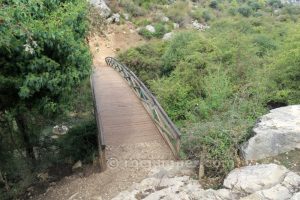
117;0;300;184
0;0;96;199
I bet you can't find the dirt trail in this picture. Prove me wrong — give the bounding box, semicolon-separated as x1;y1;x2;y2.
34;23;174;200
89;22;144;66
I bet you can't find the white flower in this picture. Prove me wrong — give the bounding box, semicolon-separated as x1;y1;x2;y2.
24;44;35;54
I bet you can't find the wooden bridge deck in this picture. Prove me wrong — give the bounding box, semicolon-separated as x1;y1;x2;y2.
92;65;163;146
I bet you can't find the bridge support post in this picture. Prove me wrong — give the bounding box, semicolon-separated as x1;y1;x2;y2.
99;145;106;172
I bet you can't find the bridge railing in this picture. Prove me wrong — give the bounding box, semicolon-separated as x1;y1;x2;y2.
105;57;181;159
90;74;106;171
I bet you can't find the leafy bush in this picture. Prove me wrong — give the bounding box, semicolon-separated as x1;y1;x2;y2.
253;34;277;57
202;10;212;22
138;28;154;39
267;0;283;8
57;120;98;163
165;1;190;25
138;23;169;39
118;42;166;83
238;5;253;17
270;26;300;105
153;23;169;38
209;0;218;9
119;0;146;17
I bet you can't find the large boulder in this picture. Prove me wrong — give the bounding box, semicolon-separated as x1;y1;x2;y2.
242;105;300;161
223;164;289;193
239;170;300;200
90;0;111;18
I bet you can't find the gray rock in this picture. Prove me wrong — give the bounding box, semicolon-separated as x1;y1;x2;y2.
223;164;289;193
161;16;169;22
162;32;174;40
90;0;111;18
173;23;179;29
72;160;82;171
53;125;69;135
123;13;130;21
192;20;210;31
291;192;300;200
242;105;300;161
112;163;300;200
145;25;155;33
107;13;120;24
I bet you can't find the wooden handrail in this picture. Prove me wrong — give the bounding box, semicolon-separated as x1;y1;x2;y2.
90;73;106;171
105;57;181;159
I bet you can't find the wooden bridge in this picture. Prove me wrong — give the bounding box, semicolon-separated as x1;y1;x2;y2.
91;57;181;171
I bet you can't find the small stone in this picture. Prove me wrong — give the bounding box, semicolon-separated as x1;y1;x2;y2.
161;16;169;22
173;23;179;29
162;32;174;41
72;160;83;171
123;13;129;21
145;25;155;33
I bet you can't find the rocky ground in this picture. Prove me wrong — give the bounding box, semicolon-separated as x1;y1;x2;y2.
112;163;300;200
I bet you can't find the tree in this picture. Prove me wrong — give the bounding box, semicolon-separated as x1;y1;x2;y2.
0;0;91;163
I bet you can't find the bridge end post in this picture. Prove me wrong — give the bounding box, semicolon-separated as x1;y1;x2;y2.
99;145;107;172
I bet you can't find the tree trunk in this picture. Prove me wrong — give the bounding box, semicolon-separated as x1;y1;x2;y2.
15;113;36;164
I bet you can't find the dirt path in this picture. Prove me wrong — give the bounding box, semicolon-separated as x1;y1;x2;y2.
34;23;175;200
89;22;144;66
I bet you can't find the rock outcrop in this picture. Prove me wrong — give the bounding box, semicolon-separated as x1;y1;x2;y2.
90;0;111;18
241;105;300;161
112;163;300;200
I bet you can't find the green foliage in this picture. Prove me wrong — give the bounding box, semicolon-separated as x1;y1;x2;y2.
164;1;190;24
0;0;91;114
267;0;283;8
118;42;166;83
209;0;219;9
238;5;253;17
253;34;277;57
118;2;300;179
270;26;300;105
138;27;154;39
138;23;169;39
0;0;94;198
119;0;146;16
57;120;98;163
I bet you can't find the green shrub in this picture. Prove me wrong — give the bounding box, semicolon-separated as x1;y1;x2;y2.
138;28;154;39
248;0;261;11
202;10;212;22
119;0;146;17
209;0;218;9
153;23;169;38
118;42;166;83
165;1;190;24
253;34;277;57
238;5;253;17
57;120;98;163
270;26;300;105
267;0;283;8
